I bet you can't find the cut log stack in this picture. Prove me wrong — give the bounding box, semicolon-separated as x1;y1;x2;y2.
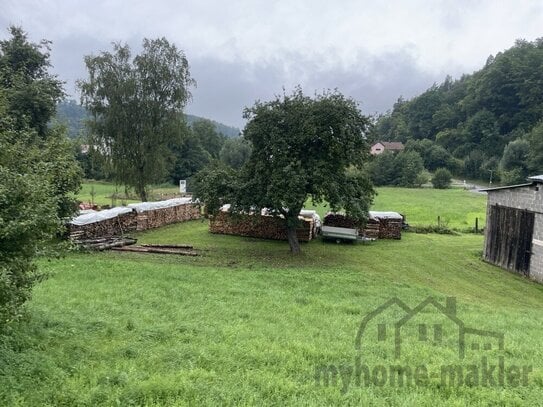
209;211;314;242
68;198;200;240
364;219;381;239
69;211;137;240
323;213;362;229
368;211;403;239
372;217;402;239
323;211;403;240
133;203;200;231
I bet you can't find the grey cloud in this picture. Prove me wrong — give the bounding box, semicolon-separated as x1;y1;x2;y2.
186;50;446;128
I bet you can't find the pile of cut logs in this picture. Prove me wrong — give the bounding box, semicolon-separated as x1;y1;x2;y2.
370;217;402;239
209;212;314;242
323;212;402;240
69;212;137;240
323;213;363;229
68;201;200;240
135;204;200;231
363;219;381;239
72;236;137;250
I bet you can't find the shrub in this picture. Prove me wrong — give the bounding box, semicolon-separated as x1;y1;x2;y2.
431;168;452;189
414;170;431;187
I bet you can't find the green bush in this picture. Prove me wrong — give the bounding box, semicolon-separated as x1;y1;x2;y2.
431;168;452;189
0;27;82;330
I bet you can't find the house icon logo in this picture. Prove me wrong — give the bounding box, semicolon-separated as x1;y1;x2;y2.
354;297;504;359
314;296;532;391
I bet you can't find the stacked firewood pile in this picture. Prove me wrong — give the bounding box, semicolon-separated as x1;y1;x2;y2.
69;199;200;240
323;213;363;229
132;203;200;231
209;212;314;242
364;219;380;239
323;212;403;240
370;217;402;239
69;210;137;240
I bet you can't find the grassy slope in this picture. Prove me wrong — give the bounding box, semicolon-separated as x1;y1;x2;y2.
2;218;543;405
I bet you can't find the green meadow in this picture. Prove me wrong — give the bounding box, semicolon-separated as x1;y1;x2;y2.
78;181;180;206
305;186;487;230
2;188;541;406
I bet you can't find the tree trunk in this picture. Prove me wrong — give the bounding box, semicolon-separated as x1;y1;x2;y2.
136;184;147;202
140;189;148;202
287;224;301;254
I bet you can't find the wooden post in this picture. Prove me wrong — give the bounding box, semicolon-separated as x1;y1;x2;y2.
438;216;441;227
475;217;479;233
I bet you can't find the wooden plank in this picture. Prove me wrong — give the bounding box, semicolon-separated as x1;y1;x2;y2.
140;244;194;249
110;246;199;256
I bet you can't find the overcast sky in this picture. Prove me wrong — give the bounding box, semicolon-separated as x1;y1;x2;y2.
2;1;542;128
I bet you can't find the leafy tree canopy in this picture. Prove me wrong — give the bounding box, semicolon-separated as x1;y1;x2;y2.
0;26;64;137
79;38;195;201
214;88;375;253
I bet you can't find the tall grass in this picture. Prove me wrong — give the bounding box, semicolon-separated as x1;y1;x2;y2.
1;220;542;405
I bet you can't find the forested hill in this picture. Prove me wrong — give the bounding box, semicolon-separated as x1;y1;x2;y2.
55;100;240;138
184;114;240;138
375;38;543;184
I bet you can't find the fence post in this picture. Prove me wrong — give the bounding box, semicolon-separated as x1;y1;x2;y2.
475;217;479;233
437;216;441;227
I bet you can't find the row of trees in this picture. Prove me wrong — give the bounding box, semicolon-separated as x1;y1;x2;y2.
75;40;249;197
368;151;452;189
79;114;251;186
376;39;543;184
0;27;82;329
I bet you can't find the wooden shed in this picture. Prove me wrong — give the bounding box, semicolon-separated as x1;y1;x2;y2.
482;176;543;282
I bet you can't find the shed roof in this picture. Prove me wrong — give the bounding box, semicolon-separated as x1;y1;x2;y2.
380;141;405;150
480;174;543;192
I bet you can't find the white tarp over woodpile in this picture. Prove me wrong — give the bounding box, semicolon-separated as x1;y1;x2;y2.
128;198;193;213
70;206;134;226
369;211;403;220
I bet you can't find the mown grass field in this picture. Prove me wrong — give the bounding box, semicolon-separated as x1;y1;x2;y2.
373;187;487;230
2;195;543;406
306;186;487;230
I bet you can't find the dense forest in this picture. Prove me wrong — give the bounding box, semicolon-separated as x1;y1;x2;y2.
374;38;543;185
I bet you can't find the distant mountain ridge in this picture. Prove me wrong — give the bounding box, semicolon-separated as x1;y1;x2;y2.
55;100;241;138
